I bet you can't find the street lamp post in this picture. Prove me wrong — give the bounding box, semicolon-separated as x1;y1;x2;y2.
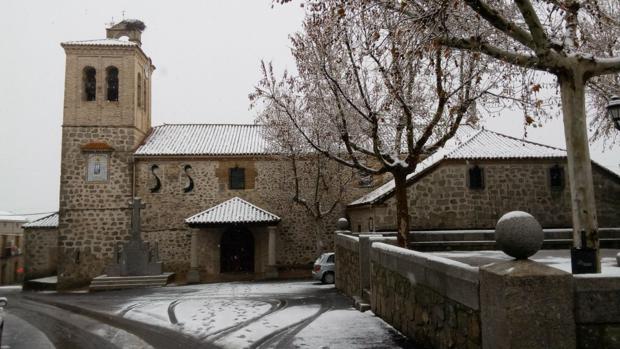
607;95;620;130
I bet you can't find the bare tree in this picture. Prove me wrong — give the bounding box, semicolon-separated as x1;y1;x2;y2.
376;0;620;271
262;121;355;254
252;1;503;247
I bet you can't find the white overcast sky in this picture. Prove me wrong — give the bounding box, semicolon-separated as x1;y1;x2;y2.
0;0;618;216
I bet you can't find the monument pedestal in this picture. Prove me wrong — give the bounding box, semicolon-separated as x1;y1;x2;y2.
90;198;174;291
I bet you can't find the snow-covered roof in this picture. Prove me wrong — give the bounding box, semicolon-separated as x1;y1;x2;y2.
0;211;28;223
135;124;271;157
186;197;280;225
61;39;139;47
348;127;566;207
22;212;59;229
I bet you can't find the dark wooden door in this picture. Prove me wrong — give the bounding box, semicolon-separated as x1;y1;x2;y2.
220;227;254;273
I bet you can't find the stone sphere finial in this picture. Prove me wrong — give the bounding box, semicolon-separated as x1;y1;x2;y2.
495;211;543;259
337;218;349;230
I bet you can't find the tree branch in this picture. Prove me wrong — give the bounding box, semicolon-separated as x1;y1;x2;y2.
437;36;551;72
463;0;536;50
514;0;550;54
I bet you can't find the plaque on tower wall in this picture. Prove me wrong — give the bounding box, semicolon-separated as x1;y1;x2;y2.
86;153;109;181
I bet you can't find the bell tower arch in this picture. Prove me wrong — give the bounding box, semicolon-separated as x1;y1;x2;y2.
57;20;154;289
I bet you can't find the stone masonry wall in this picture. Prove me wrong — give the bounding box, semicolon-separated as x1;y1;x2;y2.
370;243;481;349
58;126;144;289
349;160;620;231
334;234;360;298
134;158;373;276
574;275;620;349
24;227;58;281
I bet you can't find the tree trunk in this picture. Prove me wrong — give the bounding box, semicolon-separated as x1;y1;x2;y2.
393;171;410;248
558;70;600;272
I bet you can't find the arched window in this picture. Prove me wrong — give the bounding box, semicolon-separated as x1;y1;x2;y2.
137;73;142;107
106;66;119;101
83;67;96;101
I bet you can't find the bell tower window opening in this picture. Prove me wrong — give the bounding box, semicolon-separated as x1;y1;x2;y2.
143;77;147;110
83;67;96;101
106;66;119;102
229;167;246;190
137;73;142;107
468;165;485;190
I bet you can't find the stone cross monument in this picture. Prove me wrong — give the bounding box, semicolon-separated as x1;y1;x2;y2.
105;197;163;276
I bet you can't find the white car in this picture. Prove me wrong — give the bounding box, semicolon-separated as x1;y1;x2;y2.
312;252;335;284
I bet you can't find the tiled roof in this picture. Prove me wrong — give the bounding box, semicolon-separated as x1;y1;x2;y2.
186;197;280;225
135;124;271;156
23;212;59;229
447;129;565;159
61;39;139;47
349;128;566;207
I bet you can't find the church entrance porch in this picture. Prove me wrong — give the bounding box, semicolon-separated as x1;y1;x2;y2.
185;197;281;283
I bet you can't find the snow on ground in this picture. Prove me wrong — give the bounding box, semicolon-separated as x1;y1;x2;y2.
32;280;413;348
292;309;409;349
175;299;273;336
213;304;321;348
432;249;620;276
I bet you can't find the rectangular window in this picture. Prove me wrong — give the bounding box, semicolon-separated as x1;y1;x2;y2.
229;167;245;190
549;165;564;190
468;165;484;189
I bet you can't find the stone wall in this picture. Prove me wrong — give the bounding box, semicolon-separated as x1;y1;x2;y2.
574;275;620;348
58;127;144;289
134;158;373;276
349;160;620;231
24;227;58;280
370;243;481;349
334;233;360;298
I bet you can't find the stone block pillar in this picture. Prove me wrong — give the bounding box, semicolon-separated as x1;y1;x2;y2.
359;235;371;299
266;226;278;278
187;229;200;284
480;260;576;349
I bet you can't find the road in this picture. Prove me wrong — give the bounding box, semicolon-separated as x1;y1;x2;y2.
0;280;414;348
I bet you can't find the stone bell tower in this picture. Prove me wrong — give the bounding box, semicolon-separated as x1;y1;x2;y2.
57;20;154;289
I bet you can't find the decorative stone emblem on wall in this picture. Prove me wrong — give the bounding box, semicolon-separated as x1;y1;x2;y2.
149;164;161;193
495;211;544;259
182;164;194;193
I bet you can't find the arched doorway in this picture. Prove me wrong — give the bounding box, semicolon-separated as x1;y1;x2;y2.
220;226;254;273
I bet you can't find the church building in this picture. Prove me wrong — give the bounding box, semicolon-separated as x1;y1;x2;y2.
23;21;620;290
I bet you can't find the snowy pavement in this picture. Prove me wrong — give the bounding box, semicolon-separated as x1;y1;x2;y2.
18;280;413;348
431;248;620;276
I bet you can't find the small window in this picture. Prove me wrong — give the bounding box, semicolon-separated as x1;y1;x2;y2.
468;165;484;189
358;170;374;187
137;73;142;107
229;167;245;190
549;165;564;190
83;67;96;101
326;254;335;263
106;66;119;101
143;78;147;110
